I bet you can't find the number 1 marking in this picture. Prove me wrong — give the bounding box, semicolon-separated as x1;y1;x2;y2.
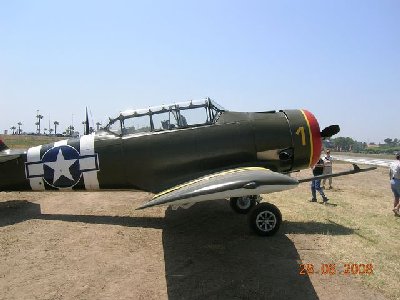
296;126;306;146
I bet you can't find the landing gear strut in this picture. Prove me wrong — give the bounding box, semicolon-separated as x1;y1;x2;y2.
229;195;260;214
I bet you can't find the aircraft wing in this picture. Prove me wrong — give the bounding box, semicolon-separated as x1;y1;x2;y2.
137;167;299;209
298;164;377;183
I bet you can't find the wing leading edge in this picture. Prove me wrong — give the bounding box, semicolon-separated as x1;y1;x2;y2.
137;167;299;209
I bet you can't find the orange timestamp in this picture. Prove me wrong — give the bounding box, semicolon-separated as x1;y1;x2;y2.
299;263;374;276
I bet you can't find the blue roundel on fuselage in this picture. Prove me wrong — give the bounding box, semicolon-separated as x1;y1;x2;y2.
42;145;81;188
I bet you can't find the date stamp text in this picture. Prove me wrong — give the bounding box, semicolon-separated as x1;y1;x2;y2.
299;263;374;276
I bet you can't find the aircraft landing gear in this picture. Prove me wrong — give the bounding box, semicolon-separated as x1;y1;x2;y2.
248;202;282;236
229;195;260;214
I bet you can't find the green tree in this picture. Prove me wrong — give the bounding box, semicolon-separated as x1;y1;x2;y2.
332;137;356;152
384;138;393;146
352;141;367;153
54;121;59;135
17;122;22;135
36;113;43;134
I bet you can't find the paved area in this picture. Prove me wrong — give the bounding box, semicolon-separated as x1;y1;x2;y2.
331;155;394;167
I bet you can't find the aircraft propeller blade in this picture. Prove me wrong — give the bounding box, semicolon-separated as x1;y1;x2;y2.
320;125;340;138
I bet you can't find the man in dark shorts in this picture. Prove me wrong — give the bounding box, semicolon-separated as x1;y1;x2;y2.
310;158;329;203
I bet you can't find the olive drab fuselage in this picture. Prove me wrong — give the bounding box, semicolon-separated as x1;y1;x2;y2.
0;109;322;193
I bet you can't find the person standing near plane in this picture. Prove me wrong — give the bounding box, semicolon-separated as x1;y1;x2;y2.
322;149;333;189
310;157;329;203
389;153;400;216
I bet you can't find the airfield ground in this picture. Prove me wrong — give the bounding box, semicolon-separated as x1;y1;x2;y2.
0;164;399;300
0;135;64;150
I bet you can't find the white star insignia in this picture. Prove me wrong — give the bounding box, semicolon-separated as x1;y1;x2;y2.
44;148;77;184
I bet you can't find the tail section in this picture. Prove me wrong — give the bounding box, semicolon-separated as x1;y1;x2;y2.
0;139;9;152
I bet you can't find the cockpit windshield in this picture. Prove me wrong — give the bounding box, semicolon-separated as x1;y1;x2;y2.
105;98;225;135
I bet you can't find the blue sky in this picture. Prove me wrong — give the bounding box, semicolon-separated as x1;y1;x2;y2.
1;0;399;142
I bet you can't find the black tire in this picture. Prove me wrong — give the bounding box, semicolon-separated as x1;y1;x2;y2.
229;196;257;214
248;203;282;236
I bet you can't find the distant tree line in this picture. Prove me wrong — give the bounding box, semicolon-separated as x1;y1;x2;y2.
328;137;400;154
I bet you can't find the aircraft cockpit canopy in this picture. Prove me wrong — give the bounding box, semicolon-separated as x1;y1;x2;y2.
105;98;225;135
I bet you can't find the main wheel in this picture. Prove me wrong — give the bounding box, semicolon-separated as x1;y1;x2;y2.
248;203;282;236
229;195;257;214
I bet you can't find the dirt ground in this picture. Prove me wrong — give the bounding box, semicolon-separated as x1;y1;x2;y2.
1;178;393;300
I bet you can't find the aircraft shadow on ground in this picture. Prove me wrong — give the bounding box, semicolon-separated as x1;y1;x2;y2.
0;199;355;299
0;200;354;236
0;200;164;229
161;201;353;300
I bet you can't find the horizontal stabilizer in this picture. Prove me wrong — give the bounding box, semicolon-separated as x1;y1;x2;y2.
137;167;298;209
0;140;25;163
0;139;9;152
298;164;376;183
0;153;21;163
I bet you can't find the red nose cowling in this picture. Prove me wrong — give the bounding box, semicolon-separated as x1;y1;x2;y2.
302;110;322;167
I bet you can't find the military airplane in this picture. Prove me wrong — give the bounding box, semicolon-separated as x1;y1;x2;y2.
0;98;375;236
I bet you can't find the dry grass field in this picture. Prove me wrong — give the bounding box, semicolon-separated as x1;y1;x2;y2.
0;135;64;149
271;164;400;299
0;164;399;299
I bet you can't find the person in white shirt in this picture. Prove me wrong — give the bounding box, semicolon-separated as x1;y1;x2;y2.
389;153;400;216
322;149;333;189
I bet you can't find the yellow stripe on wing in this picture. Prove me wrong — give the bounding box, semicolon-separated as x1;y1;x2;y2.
153;167;267;199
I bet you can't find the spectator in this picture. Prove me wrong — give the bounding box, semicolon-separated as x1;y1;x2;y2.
322;149;333;189
310;157;329;203
389;153;400;216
